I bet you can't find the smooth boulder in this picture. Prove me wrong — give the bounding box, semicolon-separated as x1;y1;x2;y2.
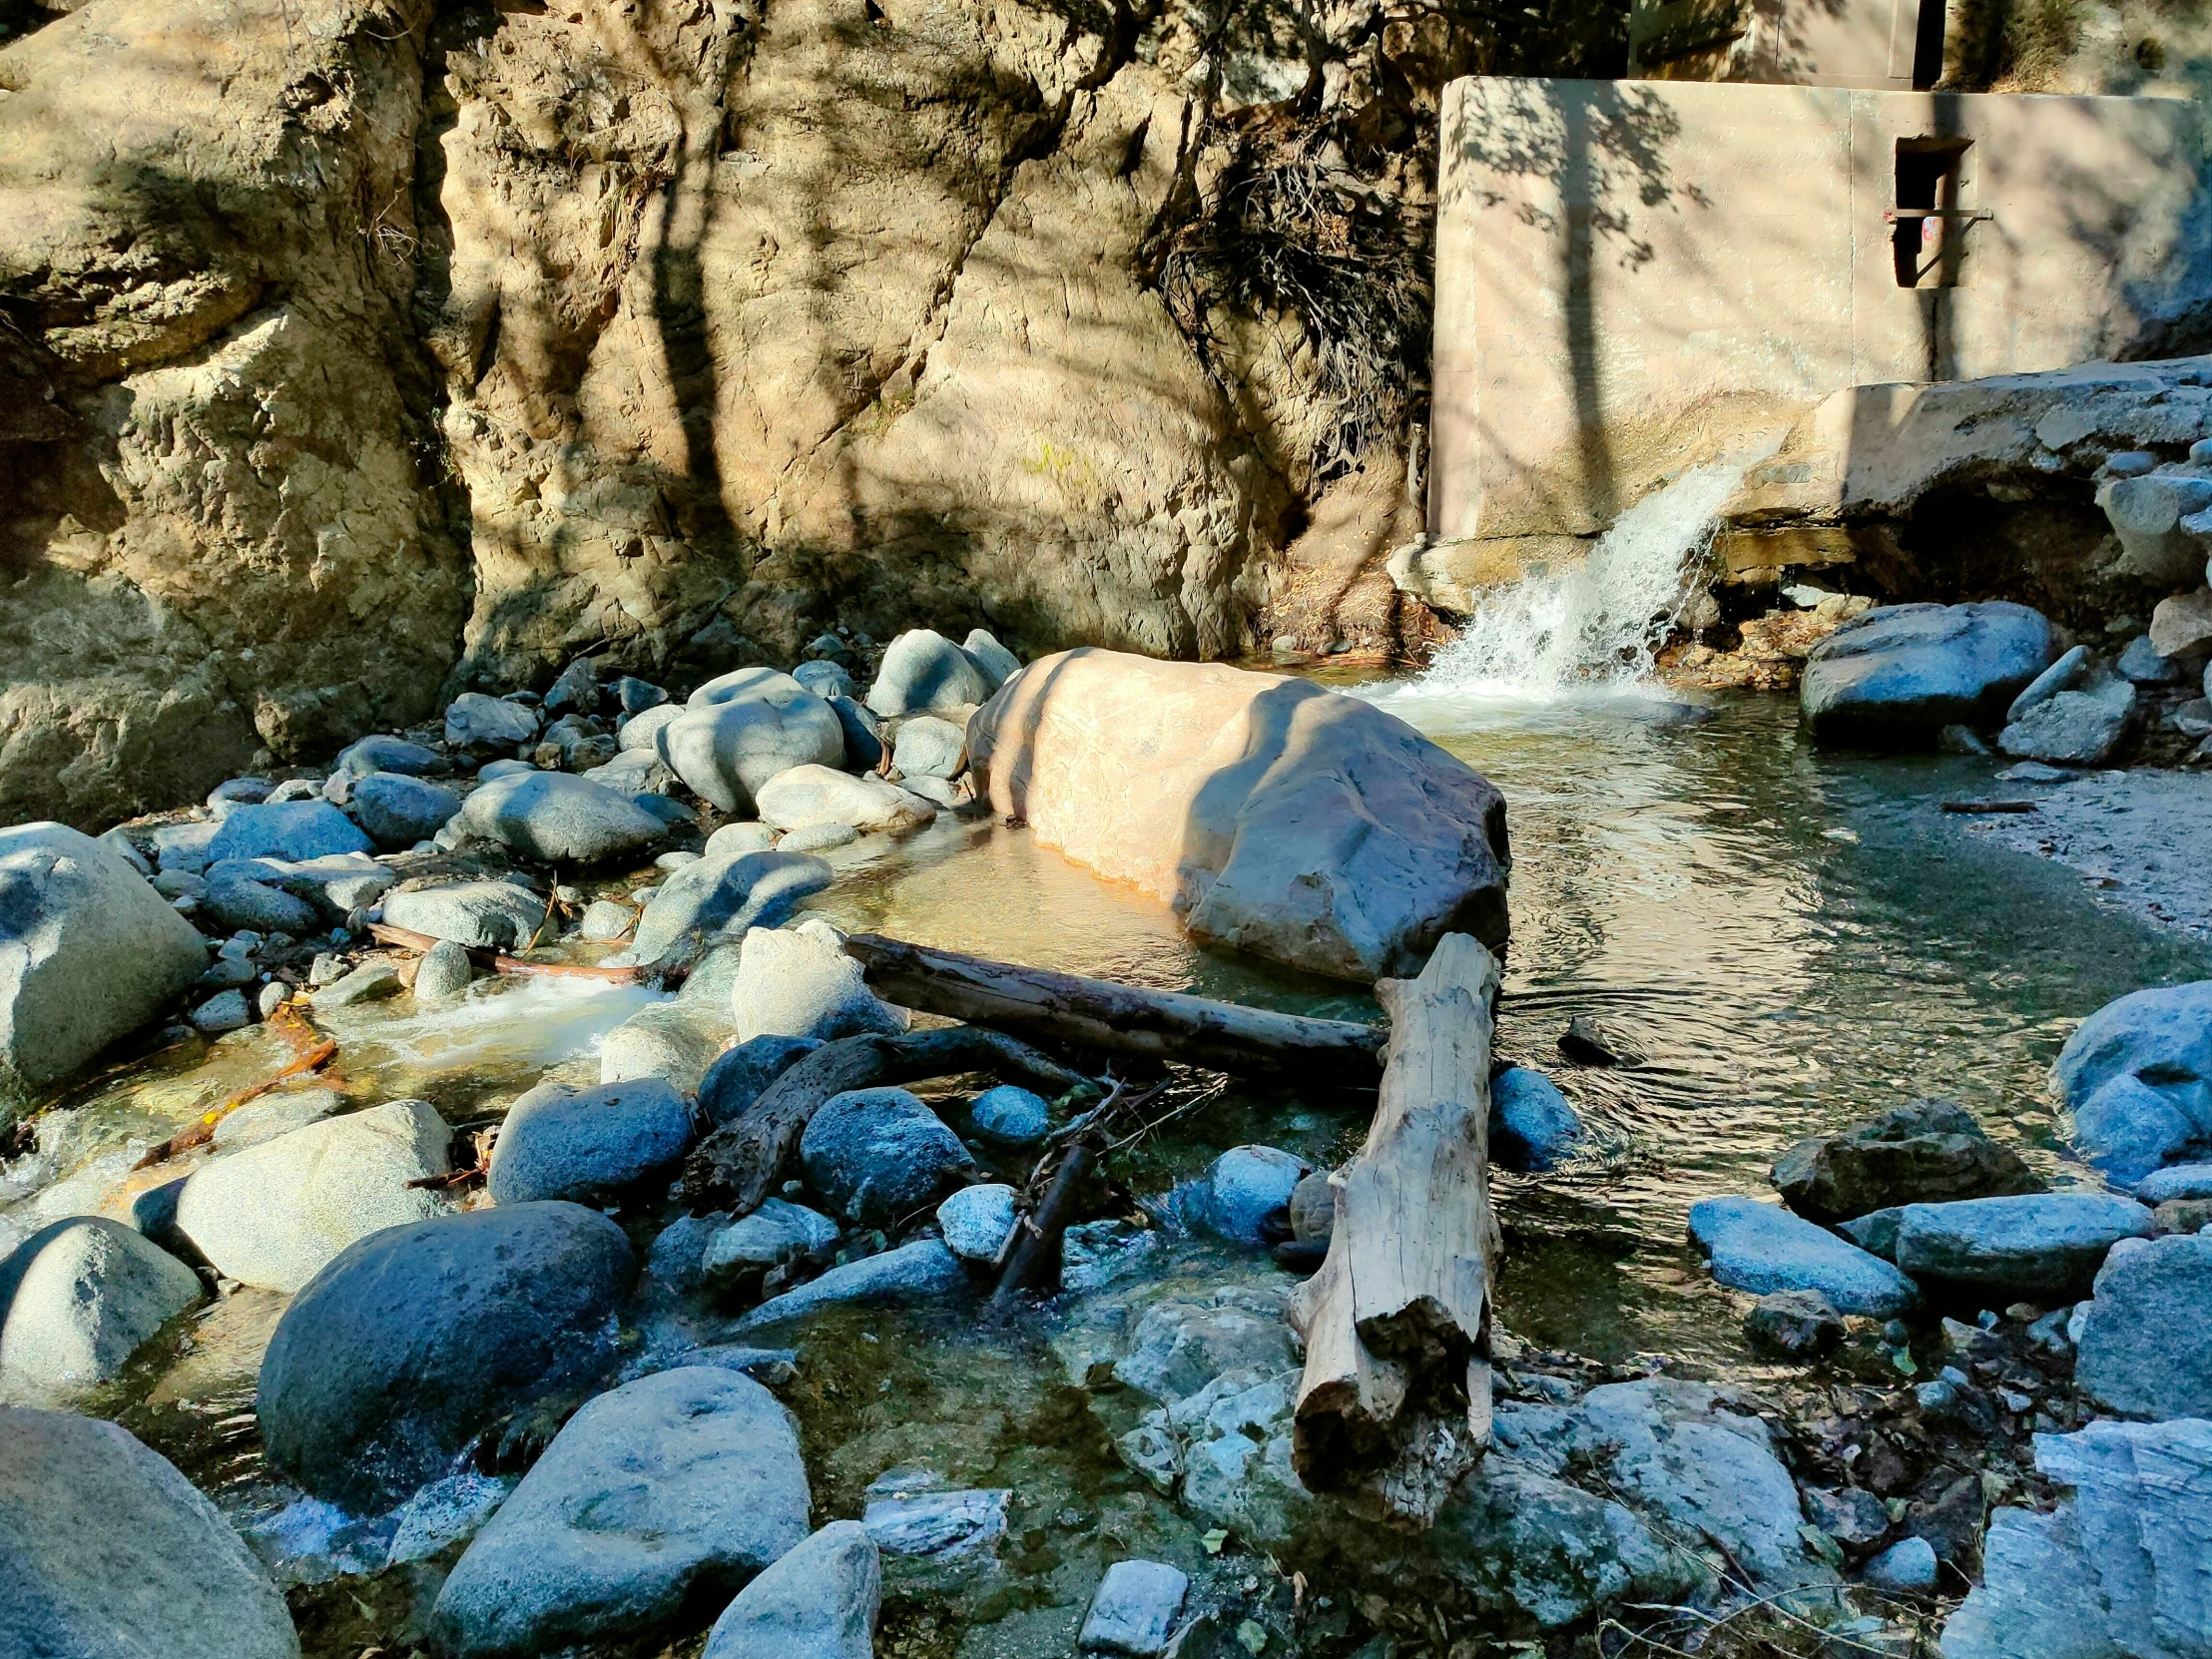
660;671;844;815
446;692;541;750
1;824;209;1109
735;923;906;1044
175;1100;452;1292
891;716;966;780
429;1367;810;1658
0;1407;298;1659
632;848;833;965
702;1519;881;1659
383;879;547;950
599;1001;728;1094
459;771;667;863
1799;601;2055;745
755;765;937;833
258;1202;635;1511
1893;1193;2155;1297
699;1033;824;1126
486;1076;695;1206
937;1184;1017;1261
968;649;1510;982
2075;1233;2212;1420
865;629;994;717
2052;981;2212;1184
1202;1145;1312;1244
1686;1195;1919;1315
350;772;462;849
966;1083;1051;1148
0;1216;203;1398
801;1087;976;1226
1771;1099;2040;1222
1489;1065;1586;1172
205;800;374;863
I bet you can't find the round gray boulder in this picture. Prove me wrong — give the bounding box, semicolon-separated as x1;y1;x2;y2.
0;1217;203;1399
1203;1145;1312;1244
631;848;833;967
0;1407;298;1659
937;1184;1017;1262
205;800;374;863
383;878;547;949
1801;601;2056;747
800;1087;976;1226
258;1201;635;1511
1893;1193;2155;1297
1687;1195;1919;1316
486;1076;695;1206
890;716;966;781
458;772;668;864
350;772;463;849
703;1519;881;1659
734;924;907;1045
864;629;993;717
659;671;844;816
755;765;936;833
429;1367;810;1658
966;1084;1051;1148
698;1034;823;1127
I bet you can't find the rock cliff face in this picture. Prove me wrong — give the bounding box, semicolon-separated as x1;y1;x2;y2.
3;0;1604;826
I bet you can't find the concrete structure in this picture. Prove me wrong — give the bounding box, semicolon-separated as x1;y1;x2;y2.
1426;78;2212;564
1630;0;1937;90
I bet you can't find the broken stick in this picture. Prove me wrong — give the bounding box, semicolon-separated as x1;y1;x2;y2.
843;932;1385;1080
134;1006;339;1168
1287;931;1502;1531
366;922;647;983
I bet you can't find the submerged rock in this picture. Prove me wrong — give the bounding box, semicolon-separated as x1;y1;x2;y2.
1687;1196;1919;1315
801;1087;975;1226
1799;602;2055;747
2075;1233;2212;1420
599;1000;728;1094
861;1467;1009;1590
0;1216;203;1399
0;1406;299;1659
1;824;209;1110
968;648;1510;982
1113;1288;1300;1405
2052;980;2212;1184
1201;1145;1312;1244
430;1367;810;1658
1489;1065;1586;1172
458;771;668;863
258;1202;634;1511
702;1520;880;1659
1895;1193;2155;1297
1771;1099;2040;1222
486;1077;695;1207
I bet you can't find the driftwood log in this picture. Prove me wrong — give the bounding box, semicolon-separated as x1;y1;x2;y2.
681;1027;1088;1216
844;933;1385;1081
1287;931;1502;1530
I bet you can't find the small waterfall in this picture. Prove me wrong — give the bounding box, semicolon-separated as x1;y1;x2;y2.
1403;450;1770;701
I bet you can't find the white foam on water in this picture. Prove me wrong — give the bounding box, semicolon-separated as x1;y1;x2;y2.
345;972;667;1076
1379;446;1776;707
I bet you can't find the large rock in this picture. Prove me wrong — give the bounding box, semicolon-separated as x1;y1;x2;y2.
205;800;374;863
382;879;547;949
349;772;463;848
755;765;938;833
0;1407;298;1659
2075;1233;2212;1420
2053;981;2212;1184
201;868;322;936
702;1519;881;1659
865;629;995;717
800;1086;976;1226
632;848;833;966
1771;1099;2041;1222
458;771;668;863
599;1000;729;1094
1489;1065;1586;1173
1799;602;2056;746
429;1367;810;1657
258;1202;635;1511
659;671;845;816
1894;1193;2155;1297
486;1076;695;1206
735;923;907;1044
968;649;1511;982
698;1033;824;1126
1686;1196;1919;1315
1996;666;2138;766
175;1100;452;1292
333;735;446;779
1;824;209;1111
446;694;542;750
0;1216;203;1399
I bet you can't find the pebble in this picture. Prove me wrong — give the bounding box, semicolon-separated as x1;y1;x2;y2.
189;989;252;1034
936;1184;1017;1262
1863;1534;1938;1591
255;981;289;1019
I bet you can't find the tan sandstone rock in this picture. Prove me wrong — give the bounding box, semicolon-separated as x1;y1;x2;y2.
967;649;1510;983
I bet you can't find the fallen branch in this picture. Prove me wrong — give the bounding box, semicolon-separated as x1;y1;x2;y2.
1287;932;1502;1530
680;1027;1091;1216
844;932;1385;1080
134;1006;339;1168
366;922;648;982
987;1141;1095;1316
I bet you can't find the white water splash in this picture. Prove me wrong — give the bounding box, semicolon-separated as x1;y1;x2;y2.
1397;449;1772;702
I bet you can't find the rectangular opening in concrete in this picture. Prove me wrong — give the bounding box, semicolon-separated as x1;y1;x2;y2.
1893;137;1973;287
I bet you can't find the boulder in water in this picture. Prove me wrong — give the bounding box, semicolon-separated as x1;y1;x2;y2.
631;848;832;966
1770;1099;2040;1221
800;1087;975;1226
1489;1065;1586;1172
383;878;547;950
968;648;1510;983
755;765;936;833
1799;601;2056;746
487;1076;695;1206
735;923;907;1044
2052;980;2212;1183
1686;1195;1919;1315
1892;1193;2155;1297
1201;1145;1311;1244
0;1216;203;1398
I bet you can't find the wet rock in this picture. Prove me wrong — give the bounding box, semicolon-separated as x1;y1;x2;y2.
782;825;858;852
176;1099;452;1292
1062;1220;1159;1292
2138;1161;2212;1203
967;1084;1051;1148
1864;1534;1937;1591
702;1519;879;1659
963;629;1021;691
866;629;995;717
257;981;291;1019
698;1034;824;1127
632;848;832;966
2052;979;2212;1183
0;1216;203;1399
700;1199;840;1293
734;1239;966;1333
430;1367;810;1658
1743;1289;1846;1359
756;764;937;833
445;693;541;750
735;923;907;1044
861;1468;1009;1589
793;660;855;701
2075;1232;2212;1419
458;771;668;863
937;1184;1016;1262
1202;1145;1312;1244
310;958;402;1007
189;988;254;1033
1;824;210;1108
206;800;374;863
1894;1193;2155;1297
487;1076;694;1207
1489;1065;1586;1172
1079;1559;1187;1657
410;937;474;1002
382;879;546;949
1997;666;2137;767
202;869;322;935
1687;1196;1919;1315
0;1406;299;1659
349;772;461;849
2071;1072;2204;1186
968;649;1511;982
659;670;845;816
891;715;967;780
1800;601;2056;747
1114;1289;1299;1404
827;696;887;771
259;1201;634;1511
800;1086;976;1227
579;897;635;942
1943;1417;2212;1659
214;1088;342;1151
599;1001;727;1094
333;735;445;778
1771;1099;2041;1222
